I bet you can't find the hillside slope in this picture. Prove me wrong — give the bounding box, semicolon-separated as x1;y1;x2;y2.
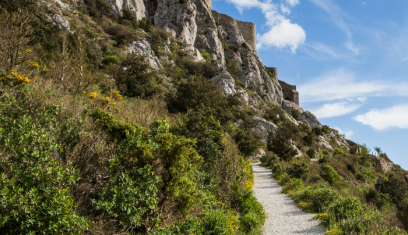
0;0;407;234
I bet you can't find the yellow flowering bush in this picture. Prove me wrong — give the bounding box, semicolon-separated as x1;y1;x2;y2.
325;228;343;235
0;70;32;85
245;160;254;191
87;89;123;108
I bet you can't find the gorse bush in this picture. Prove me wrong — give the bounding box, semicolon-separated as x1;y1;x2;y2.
321;165;341;185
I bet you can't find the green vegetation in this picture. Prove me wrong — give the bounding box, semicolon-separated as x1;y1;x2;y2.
0;1;266;233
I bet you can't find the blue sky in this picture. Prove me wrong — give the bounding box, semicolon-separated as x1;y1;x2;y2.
212;0;408;169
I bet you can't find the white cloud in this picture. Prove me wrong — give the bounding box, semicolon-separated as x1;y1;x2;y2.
280;4;291;14
285;0;300;7
310;0;359;55
361;2;367;6
298;69;408;102
257;19;306;53
354;104;408;131
333;127;354;139
225;0;306;53
312;98;365;118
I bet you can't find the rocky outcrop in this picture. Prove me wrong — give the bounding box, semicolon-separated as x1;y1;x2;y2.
318;136;334;153
154;0;198;46
282;100;322;129
251;149;265;162
127;39;163;70
284;113;299;126
405;175;408;184
251;116;278;141
106;0;148;20
51;0;70;11
371;156;393;173
51;14;73;34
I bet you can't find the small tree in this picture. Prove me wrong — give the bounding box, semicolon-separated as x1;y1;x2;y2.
267;130;298;161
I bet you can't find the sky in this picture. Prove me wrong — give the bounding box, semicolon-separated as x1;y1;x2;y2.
212;0;408;170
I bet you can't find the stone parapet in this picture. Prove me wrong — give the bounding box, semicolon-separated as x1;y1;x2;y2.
212;10;256;51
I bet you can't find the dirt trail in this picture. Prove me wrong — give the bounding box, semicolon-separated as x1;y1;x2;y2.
252;163;326;235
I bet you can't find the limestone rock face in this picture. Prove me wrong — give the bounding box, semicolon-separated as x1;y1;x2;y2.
127;39;163;70
51;15;73;34
251;116;278;141
284;113;299;126
282;100;322;129
371;156;393;173
154;0;198;45
106;0;148;20
318;136;334;153
51;0;70;11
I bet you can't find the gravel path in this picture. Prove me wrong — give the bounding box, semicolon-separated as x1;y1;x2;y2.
252;163;326;235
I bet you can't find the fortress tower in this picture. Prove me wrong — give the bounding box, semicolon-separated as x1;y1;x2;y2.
211;10;257;51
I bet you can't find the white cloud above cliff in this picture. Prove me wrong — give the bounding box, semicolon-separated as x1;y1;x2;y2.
313;98;366;118
225;0;306;53
354;105;408;131
298;69;408;102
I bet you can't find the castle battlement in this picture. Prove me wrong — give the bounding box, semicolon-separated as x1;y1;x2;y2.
211;10;257;51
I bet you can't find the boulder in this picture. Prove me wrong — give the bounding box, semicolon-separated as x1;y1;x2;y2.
251;116;278;141
283;113;299;126
105;0;148;20
127;39;163;70
282;100;322;129
318;136;334;153
51;0;70;11
370;155;393;173
51;15;73;34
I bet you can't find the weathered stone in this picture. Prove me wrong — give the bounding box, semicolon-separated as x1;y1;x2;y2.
51;0;70;11
283;113;299;126
155;0;198;45
318;136;334;153
236;88;249;104
371;155;394;173
51;15;73;34
105;0;147;20
249;94;262;110
300;111;322;129
127;39;163;70
251;116;278;141
405;175;408;184
184;45;203;62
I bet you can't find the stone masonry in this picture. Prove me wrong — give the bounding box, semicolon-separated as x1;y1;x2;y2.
211;10;256;51
267;67;299;105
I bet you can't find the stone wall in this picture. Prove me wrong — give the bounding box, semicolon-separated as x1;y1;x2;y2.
278;80;299;105
211;10;256;51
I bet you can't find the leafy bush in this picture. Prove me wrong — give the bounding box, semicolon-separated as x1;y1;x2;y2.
307;149;316;158
313;127;323;136
200;49;211;61
0;93;89;234
365;188;393;210
185;60;216;78
272;163;287;178
282;178;304;194
267;129;298;161
200;209;239;234
291;109;300;121
167;76;233;123
102;55;120;64
239;190;265;233
287;162;310;181
84;0;111;18
226;59;241;80
321;166;341;185
116;54;161;98
233;129;263;158
347;164;356;173
293;183;341;212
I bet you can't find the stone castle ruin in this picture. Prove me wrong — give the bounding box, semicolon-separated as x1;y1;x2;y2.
267;67;299;105
211;11;257;51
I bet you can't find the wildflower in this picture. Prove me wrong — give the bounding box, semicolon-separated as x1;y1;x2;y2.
25;49;33;53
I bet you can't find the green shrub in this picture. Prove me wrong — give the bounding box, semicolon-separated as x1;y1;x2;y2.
84;0;111;18
287;162;310;181
264;105;285;124
228;45;239;53
347;164;356;173
200;49;211;61
307;149;316;158
313;127;322;136
272;163;287;178
365;188;393;210
326;197;382;234
282;178;304;193
241;42;248;49
167;76;233;123
267;129;298;161
226;59;241;80
291;110;300;121
321;166;342;185
0;94;89;234
233;129;263;158
334;148;345;156
200;209;239;235
116;54;161;98
185;61;216;78
293;183;341;212
102;55;120;64
239;191;265;233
